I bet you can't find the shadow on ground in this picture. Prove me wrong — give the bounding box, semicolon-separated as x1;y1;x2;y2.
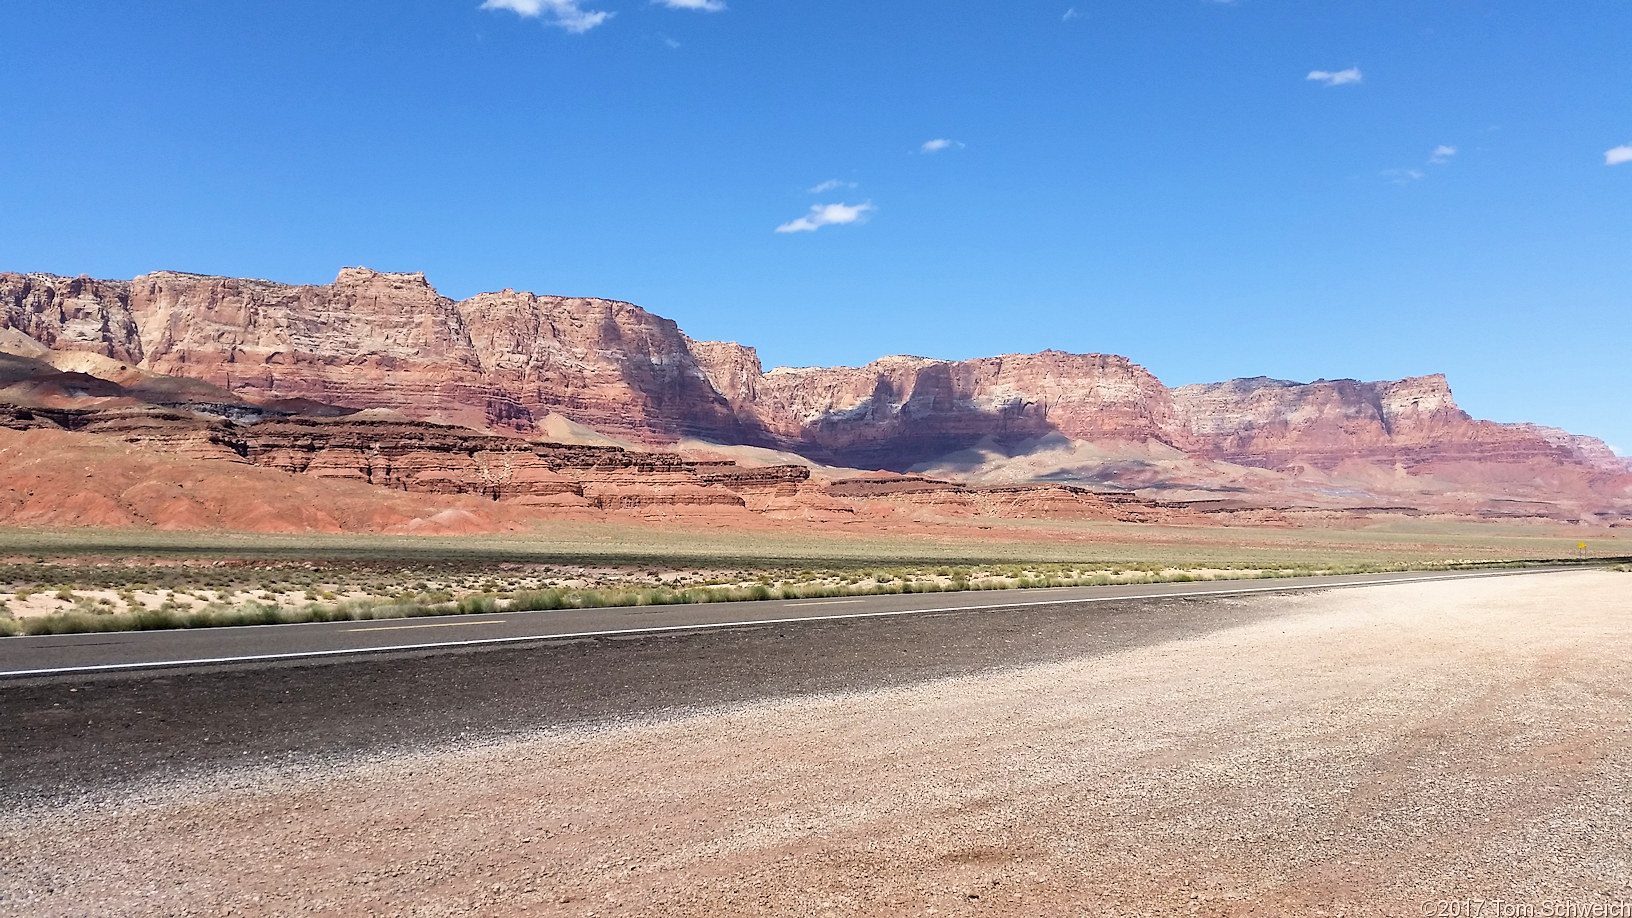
0;592;1298;803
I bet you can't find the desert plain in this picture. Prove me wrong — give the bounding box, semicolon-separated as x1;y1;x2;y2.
3;565;1629;917
7;4;1632;916
1;270;1628;916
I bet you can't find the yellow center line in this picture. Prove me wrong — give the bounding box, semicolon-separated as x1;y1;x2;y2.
343;620;504;632
784;599;870;606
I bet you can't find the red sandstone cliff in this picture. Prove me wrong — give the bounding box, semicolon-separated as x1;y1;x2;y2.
1165;375;1622;471
720;351;1181;469
3;267;1626;517
0;269;743;442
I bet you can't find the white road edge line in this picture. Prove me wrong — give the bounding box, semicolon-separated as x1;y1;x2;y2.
0;570;1545;677
342;620;506;633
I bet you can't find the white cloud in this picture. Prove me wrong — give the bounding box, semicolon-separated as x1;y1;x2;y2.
808;179;858;194
1062;7;1080;21
775;201;876;234
1383;145;1458;183
481;0;611;33
1606;145;1632;166
919;138;964;154
1307;67;1362;87
655;0;726;10
658;32;681;48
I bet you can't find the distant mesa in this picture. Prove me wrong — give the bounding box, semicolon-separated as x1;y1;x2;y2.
0;266;1627;529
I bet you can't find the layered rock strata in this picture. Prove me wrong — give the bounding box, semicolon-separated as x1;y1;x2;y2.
2;404;1178;522
0;269;742;442
823;476;1176;522
1165;375;1613;471
0;407;805;511
3;268;1625;513
720;351;1180;469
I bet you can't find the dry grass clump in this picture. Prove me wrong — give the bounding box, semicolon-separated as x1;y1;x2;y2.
0;557;1555;637
0;596;459;636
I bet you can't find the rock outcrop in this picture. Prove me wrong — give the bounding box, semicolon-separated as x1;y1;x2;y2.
2;402;1203;529
0;269;743;442
0;405;811;511
736;351;1180;469
2;270;1187;464
1166;375;1622;472
3;267;1626;518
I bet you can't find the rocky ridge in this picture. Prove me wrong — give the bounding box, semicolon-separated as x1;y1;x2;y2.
3;267;1628;520
1;269;743;442
0;405;805;513
0;402;1169;529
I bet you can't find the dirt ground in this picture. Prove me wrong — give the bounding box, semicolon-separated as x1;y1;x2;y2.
3;571;1629;917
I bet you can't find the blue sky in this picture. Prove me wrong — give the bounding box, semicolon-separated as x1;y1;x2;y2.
2;1;1628;451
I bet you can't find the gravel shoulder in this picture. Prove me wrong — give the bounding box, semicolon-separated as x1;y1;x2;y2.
2;570;1629;916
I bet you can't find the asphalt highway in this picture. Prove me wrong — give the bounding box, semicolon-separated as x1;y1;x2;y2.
0;567;1551;677
0;566;1568;801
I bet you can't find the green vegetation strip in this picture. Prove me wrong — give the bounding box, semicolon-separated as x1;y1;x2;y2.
3;520;1628;568
2;558;1618;638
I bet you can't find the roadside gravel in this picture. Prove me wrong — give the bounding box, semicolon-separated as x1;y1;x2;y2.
2;570;1628;916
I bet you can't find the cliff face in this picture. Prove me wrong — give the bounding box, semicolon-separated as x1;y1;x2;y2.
1167;375;1628;475
453;289;743;438
3;268;1625;508
0;269;741;443
0;405;810;511
737;351;1180;468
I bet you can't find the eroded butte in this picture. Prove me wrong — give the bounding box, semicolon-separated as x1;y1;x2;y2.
1;267;1627;530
